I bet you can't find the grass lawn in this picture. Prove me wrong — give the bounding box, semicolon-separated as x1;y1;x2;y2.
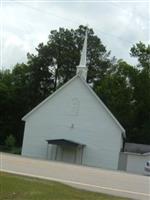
0;172;131;200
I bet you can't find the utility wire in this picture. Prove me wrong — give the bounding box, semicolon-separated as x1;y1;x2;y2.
3;0;147;69
15;1;136;45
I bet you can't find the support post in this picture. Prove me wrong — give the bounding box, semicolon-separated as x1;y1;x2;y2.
46;143;49;160
55;145;58;161
81;146;84;165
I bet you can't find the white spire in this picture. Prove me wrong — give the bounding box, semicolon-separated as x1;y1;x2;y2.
77;28;88;81
79;29;87;67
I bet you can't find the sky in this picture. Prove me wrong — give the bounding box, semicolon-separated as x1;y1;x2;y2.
0;0;150;69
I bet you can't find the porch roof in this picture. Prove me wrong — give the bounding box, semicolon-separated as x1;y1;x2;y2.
46;139;85;147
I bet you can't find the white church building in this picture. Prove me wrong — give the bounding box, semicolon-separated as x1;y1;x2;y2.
22;31;126;170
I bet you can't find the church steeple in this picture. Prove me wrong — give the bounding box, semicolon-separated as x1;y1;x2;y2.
76;29;88;81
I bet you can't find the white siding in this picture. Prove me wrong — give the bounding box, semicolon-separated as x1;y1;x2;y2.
126;153;150;175
22;77;123;170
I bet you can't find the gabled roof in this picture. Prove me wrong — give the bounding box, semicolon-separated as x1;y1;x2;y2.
22;75;125;137
22;75;78;121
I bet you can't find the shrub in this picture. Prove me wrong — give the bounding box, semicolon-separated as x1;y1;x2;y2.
5;135;16;149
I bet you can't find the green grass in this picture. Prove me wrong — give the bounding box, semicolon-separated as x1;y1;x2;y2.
0;172;131;200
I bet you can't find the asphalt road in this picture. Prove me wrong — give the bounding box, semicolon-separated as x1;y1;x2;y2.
0;152;150;200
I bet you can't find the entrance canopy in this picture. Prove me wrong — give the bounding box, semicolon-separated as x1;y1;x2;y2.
46;139;85;147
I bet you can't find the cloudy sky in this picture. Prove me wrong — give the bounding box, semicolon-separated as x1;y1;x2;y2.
0;0;150;69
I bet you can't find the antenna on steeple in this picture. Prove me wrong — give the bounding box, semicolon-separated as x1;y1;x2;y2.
76;26;88;81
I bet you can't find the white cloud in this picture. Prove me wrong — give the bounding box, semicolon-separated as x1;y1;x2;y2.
1;1;149;69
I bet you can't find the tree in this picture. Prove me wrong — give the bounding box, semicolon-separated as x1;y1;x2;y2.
0;64;31;146
5;134;16;149
94;60;137;140
26;25;113;108
10;63;32;144
130;69;150;144
94;41;150;145
1;27;149;147
130;42;150;144
0;70;14;145
0;25;113;147
130;42;150;73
